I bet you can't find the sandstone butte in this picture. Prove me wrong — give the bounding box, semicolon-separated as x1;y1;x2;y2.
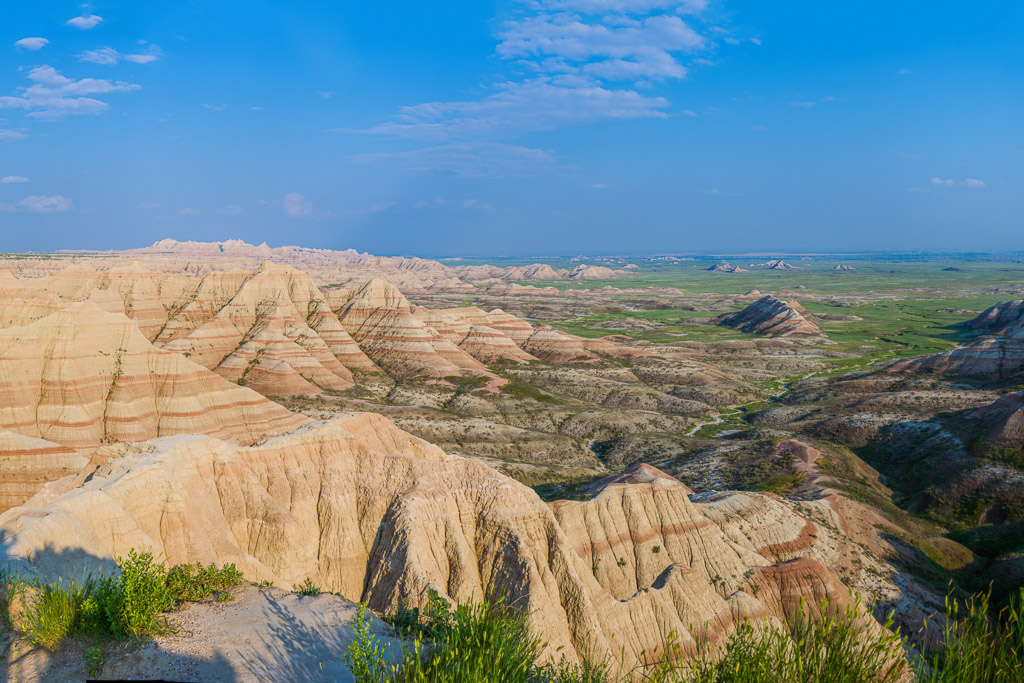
889;299;1024;377
0;414;894;671
0;302;309;511
716;295;822;337
0;262;643;393
706;263;748;273
566;264;619;280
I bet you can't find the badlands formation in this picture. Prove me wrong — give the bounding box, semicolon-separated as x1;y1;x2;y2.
2;242;1023;678
716;295;822;336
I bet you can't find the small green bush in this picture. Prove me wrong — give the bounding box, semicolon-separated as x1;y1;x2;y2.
166;562;244;602
296;578;321;596
84;645;104;677
116;549;173;636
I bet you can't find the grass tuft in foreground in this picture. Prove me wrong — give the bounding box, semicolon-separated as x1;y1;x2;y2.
346;589;1024;682
914;588;1024;682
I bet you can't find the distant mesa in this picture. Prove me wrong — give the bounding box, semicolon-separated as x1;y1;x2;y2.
707;262;748;273
717;295;822;336
753;260;800;270
833;264;856;271
943;267;965;272
566;264;618;280
890;299;1024;377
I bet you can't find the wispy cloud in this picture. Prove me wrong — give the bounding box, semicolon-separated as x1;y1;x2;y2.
0;129;28;142
0;65;139;120
930;177;954;187
80;45;162;65
413;197;494;211
19;195;73;212
179;207;199;215
898;68;913;75
79;47;121;65
203;103;227;111
351;142;556;176
963;178;985;188
350;0;723;174
1;175;28;183
66;15;103;30
283;192;312;217
216;204;243;214
15;37;48;51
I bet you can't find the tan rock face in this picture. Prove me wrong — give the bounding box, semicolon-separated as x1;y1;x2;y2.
717;295;822;337
0;302;309;511
0;420;872;669
0;429;86;512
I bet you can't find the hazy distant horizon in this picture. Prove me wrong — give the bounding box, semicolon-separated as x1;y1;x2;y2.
2;2;1021;254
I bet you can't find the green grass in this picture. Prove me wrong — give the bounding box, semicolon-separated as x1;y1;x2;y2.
347;593;910;683
915;589;1024;681
5;550;245;652
346;588;1024;683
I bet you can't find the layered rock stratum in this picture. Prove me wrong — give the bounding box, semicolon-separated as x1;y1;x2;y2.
716;295;822;336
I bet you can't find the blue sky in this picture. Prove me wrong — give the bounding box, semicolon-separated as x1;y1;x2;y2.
0;1;1021;255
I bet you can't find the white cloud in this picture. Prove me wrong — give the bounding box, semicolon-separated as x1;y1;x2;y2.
413;197;494;211
534;0;707;11
203;103;227;111
791;101;816;109
497;13;704;81
140;201;161;208
0;129;28;142
79;47;121;65
67;15;103;30
80;45;161;65
591;183;607;188
1;175;28;183
351;0;717;175
898;68;913;75
931;177;954;187
351;141;556;176
964;178;985;188
124;52;160;64
216;204;243;214
283;192;312;217
0;65;139;120
359;78;670;142
179;207;199;215
19;195;72;212
319;91;333;99
15;37;48;51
